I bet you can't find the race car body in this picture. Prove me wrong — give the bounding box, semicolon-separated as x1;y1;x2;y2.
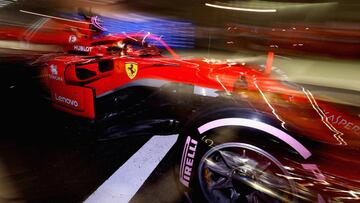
0;16;91;45
41;33;180;119
39;33;359;202
0;12;106;54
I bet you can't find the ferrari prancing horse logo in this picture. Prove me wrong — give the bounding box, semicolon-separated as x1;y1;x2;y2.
125;62;138;79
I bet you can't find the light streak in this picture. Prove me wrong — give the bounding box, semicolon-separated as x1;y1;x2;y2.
19;10;90;24
253;80;287;129
142;32;150;45
276;173;303;180
121;32;138;41
205;3;277;13
24;18;48;41
0;0;15;8
216;75;231;96
323;187;360;201
302;88;346;145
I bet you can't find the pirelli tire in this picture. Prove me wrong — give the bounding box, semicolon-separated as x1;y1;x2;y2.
177;108;309;203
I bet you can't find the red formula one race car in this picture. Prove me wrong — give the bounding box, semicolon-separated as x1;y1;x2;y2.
38;33;359;202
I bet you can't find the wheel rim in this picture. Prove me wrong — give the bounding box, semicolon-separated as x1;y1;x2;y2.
198;143;297;203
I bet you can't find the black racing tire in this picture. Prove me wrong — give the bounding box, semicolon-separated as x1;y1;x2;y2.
176;107;309;203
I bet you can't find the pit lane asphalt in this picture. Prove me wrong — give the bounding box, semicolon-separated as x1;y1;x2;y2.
0;60;184;203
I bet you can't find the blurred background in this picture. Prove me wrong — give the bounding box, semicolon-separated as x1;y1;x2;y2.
0;0;359;202
1;0;360;54
1;0;360;91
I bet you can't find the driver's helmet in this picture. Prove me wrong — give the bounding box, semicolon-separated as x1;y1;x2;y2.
123;41;143;56
120;38;161;57
125;44;135;54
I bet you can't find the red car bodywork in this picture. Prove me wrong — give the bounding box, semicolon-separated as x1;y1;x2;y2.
41;33;360;145
1;12;358;202
40;33;359;202
0;17;92;46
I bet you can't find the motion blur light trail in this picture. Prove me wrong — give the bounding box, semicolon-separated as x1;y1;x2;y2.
102;15;195;48
0;0;16;8
62;12;195;49
205;2;277;13
20;10;90;24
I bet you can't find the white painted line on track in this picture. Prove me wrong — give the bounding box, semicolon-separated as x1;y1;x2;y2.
84;134;179;203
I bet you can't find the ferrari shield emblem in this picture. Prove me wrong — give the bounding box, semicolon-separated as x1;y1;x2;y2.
125;62;138;79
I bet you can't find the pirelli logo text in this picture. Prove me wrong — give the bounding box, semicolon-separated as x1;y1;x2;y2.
179;136;198;187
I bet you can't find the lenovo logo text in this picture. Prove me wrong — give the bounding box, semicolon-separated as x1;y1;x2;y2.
55;93;79;107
